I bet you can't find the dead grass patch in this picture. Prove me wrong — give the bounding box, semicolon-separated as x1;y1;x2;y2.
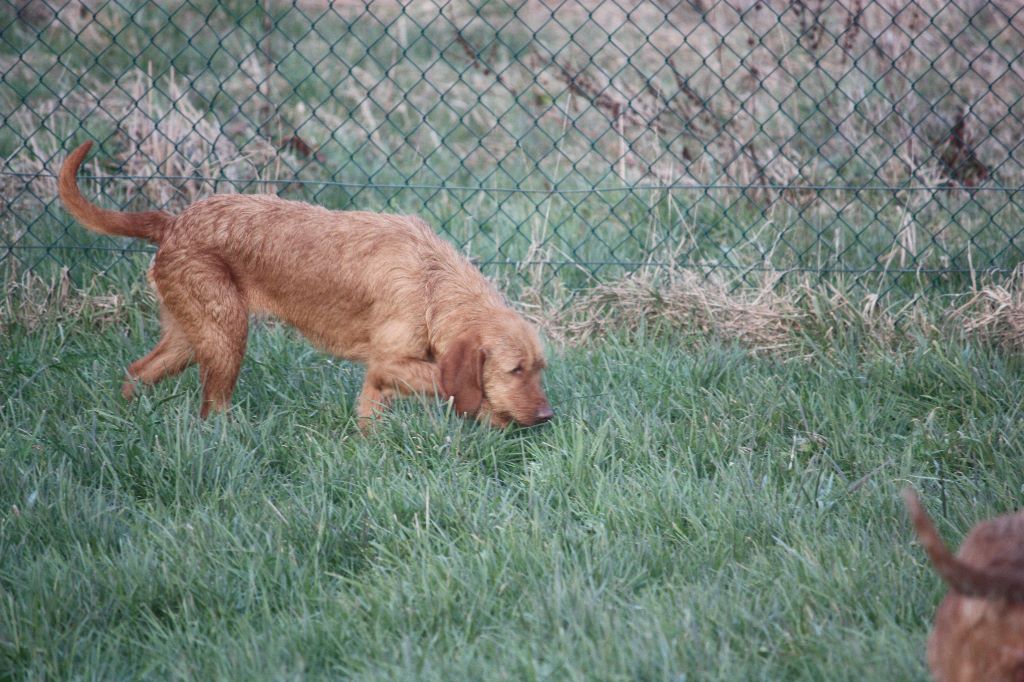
952;266;1024;350
1;267;130;334
535;267;947;355
109;66;273;210
3;259;1012;363
2;66;281;231
546;268;803;353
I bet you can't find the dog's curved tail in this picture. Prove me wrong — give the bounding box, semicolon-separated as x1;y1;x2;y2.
903;488;1024;601
59;141;171;244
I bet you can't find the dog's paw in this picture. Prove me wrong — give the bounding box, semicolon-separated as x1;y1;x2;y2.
121;378;138;400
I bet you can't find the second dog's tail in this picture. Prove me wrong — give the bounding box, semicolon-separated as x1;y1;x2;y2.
903;488;1024;602
59;141;171;244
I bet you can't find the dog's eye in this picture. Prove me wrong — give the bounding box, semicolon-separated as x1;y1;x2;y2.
510;365;524;375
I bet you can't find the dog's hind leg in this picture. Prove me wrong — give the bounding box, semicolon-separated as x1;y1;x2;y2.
122;308;195;399
193;297;248;419
155;259;248;418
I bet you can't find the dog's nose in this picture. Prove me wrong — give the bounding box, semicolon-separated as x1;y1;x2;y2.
534;404;554;424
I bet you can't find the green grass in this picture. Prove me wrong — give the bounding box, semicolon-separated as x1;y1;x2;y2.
4;282;1024;680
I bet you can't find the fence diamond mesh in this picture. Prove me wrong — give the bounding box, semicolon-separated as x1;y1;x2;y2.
2;0;1023;295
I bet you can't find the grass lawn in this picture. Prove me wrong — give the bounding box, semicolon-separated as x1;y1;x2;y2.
4;280;1024;680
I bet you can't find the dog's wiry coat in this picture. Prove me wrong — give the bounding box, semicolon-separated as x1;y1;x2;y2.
904;490;1024;682
59;142;553;427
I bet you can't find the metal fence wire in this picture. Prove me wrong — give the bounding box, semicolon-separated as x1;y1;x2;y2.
2;0;1023;295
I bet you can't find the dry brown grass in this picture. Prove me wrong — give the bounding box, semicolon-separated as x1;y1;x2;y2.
544;268;804;352
530;265;948;355
1;104;62;224
2;63;285;234
0;267;128;334
952;266;1024;350
109;67;262;209
4;257;1013;364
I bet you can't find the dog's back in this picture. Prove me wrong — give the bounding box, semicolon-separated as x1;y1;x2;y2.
154;194;498;359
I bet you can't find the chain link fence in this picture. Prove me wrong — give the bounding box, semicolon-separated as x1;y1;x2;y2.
2;0;1023;296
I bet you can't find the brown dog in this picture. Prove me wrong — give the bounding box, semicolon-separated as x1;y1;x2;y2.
58;142;553;427
904;489;1024;682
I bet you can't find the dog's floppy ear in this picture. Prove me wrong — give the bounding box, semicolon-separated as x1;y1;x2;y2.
439;333;487;417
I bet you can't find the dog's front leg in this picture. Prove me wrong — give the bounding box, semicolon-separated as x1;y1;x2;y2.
356;359;442;431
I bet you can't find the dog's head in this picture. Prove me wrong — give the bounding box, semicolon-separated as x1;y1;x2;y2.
439;312;552;428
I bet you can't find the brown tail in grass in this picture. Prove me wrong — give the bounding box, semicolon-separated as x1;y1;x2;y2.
903;489;1024;601
59;141;172;244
